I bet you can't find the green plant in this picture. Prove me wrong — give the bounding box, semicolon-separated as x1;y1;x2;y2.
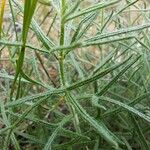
0;0;150;149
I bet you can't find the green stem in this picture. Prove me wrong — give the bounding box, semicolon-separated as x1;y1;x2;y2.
59;0;81;133
59;0;66;86
9;0;19;41
10;46;25;99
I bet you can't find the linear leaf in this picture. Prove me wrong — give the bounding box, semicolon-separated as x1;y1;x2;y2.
67;93;120;148
99;96;150;123
65;0;119;22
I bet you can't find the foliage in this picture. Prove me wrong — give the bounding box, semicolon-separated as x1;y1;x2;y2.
0;0;150;149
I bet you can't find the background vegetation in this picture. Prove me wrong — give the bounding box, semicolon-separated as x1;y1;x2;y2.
0;0;150;149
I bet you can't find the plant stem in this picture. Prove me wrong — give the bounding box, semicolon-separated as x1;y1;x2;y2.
59;0;81;133
59;0;66;86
